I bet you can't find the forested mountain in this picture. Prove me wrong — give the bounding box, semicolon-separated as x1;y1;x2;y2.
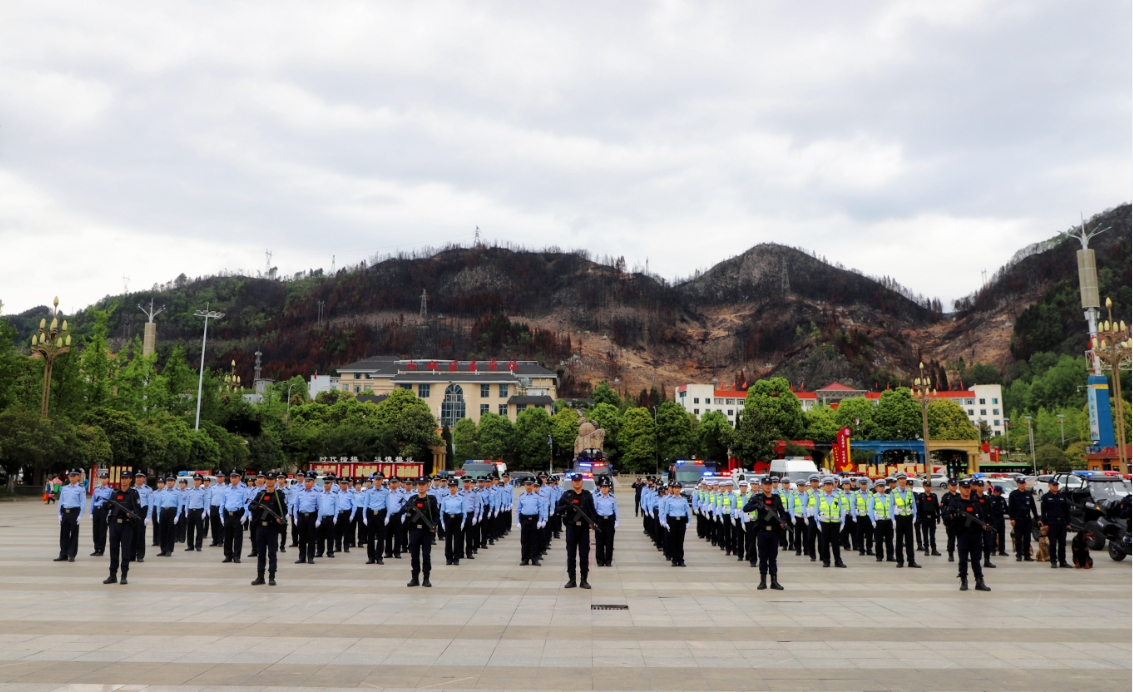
5;204;1130;400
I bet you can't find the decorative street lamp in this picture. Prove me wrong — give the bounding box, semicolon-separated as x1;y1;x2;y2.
912;362;934;473
1090;297;1131;468
1056;413;1066;447
1024;414;1036;475
30;297;71;416
222;360;241;394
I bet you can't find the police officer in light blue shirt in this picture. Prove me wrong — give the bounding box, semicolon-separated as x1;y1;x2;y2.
515;478;547;565
220;471;250;563
54;470;88;562
358;474;389;564
316;477;339;558
183;474;209;551
440;478;467;565
592;475;619;567
90;472;113;556
155;476;183;557
334;478;354;553
291;473;320;563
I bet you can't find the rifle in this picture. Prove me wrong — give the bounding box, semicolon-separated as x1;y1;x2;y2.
250;493;287;526
406;500;436;531
748;497;787;530
562;497;602;533
104;496;144;524
954;506;989;530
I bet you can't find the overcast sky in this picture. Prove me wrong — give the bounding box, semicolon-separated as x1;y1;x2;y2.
1;1;1129;315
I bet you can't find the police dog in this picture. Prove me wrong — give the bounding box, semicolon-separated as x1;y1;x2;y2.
1072;531;1094;569
1035;524;1050;563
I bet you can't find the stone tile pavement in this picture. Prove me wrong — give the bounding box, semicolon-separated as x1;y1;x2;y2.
0;494;1128;690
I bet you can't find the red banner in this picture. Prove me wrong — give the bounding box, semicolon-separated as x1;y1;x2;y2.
833;427;854;473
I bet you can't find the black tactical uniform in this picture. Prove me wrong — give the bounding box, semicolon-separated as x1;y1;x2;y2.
945;480;990;591
742;480;788;590
1040;484;1073;568
1007;482;1038;560
249;477;288;586
405;479;439;587
104;485;143;585
919;490;941;556
556;475;598;589
940;483;959;561
989;488;1008;556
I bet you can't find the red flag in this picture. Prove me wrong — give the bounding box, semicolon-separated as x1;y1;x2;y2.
488;359;498;371
507;360;517;371
469;361;477;372
448;360;458;372
427;360;438;371
406;361;418;371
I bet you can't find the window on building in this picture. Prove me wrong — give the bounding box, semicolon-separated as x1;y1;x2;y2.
992;397;999;404
994;419;1000;426
726;399;735;405
993;408;999;415
693;397;699;404
399;383;412;390
517;404;527;413
979;398;985;404
481;384;490;397
727;410;733;416
679;390;686;398
714;397;723;404
694;408;700;414
418;384;430;398
354;385;361;393
968;409;974;415
980;409;986;416
966;399;974;405
499;384;509;397
480;403;489;416
499;404;508;416
441;384;466;428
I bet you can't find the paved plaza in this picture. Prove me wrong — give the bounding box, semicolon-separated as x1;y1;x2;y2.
0;493;1129;691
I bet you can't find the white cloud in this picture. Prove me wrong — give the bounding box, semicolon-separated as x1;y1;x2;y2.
0;0;1128;314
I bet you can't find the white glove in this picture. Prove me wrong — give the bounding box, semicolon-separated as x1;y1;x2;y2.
461;522;467;531
241;515;249;525
363;514;368;526
173;515;179;525
661;523;669;530
515;521;521;529
400;514;406;524
537;521;545;529
316;519;322;528
58;515;62;523
331;516;336;525
145;517;151;526
384;516;390;526
615;521;620;529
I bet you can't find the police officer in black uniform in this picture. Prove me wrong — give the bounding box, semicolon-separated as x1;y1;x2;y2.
1040;478;1073;568
556;473;597;589
249;473;288;586
945;479;990;592
103;480;143;585
971;479;996;569
1007;476;1038;561
918;483;941;556
743;476;788;590
406;477;439;587
989;485;1009;557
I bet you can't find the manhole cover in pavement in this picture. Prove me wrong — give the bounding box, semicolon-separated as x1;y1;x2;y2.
592;604;629;610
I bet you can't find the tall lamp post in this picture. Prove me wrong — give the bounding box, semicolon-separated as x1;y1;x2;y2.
1091;297;1131;469
193;304;224;430
912;362;934;474
1056;413;1066;447
1024;415;1036;474
30;297;71;416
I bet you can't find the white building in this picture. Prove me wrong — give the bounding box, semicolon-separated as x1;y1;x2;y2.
674;384;746;425
308;373;340;399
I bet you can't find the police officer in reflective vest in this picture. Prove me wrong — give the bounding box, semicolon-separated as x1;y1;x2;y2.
891;473;921;568
811;477;847;568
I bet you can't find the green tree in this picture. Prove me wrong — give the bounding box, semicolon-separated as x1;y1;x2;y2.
83;408;146;469
514;407;553;471
592;382;623;409
370;388;440;461
618;407;656;473
588;402;622;463
655;401;697;465
0;406;61;488
453;418;479;461
248;429;286;471
742;378;806;440
1035;443;1071;472
732;403;775;467
804;405;840;443
162;347;197;416
873;388;922;440
477;412;514;462
696;411;733;463
550;407;580;468
79;309;115;409
833;398;877;440
927;399;978;440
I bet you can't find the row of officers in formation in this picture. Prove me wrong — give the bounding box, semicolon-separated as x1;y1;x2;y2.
52;467;618;589
51;467;1074;592
633;471;1076;591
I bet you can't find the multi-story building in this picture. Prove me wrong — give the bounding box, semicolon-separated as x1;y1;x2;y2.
334;357;558;425
675;380;1006;438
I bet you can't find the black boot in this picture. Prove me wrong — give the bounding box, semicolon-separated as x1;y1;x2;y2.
983;560;996;568
103;574;118;584
564;574;577;588
908;561;921;568
251;574;266;586
579;575;591;589
959;577;968;591
974;578;991;592
948;552;954;562
407;574;420;587
931;550;940;556
770;578;783;590
268;573;276;586
757;576;767;590
422;573;432;588
119;570;128;585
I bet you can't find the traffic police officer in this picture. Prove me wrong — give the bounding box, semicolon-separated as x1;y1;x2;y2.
868;479;894;562
891;473;921;568
812;476;847;568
